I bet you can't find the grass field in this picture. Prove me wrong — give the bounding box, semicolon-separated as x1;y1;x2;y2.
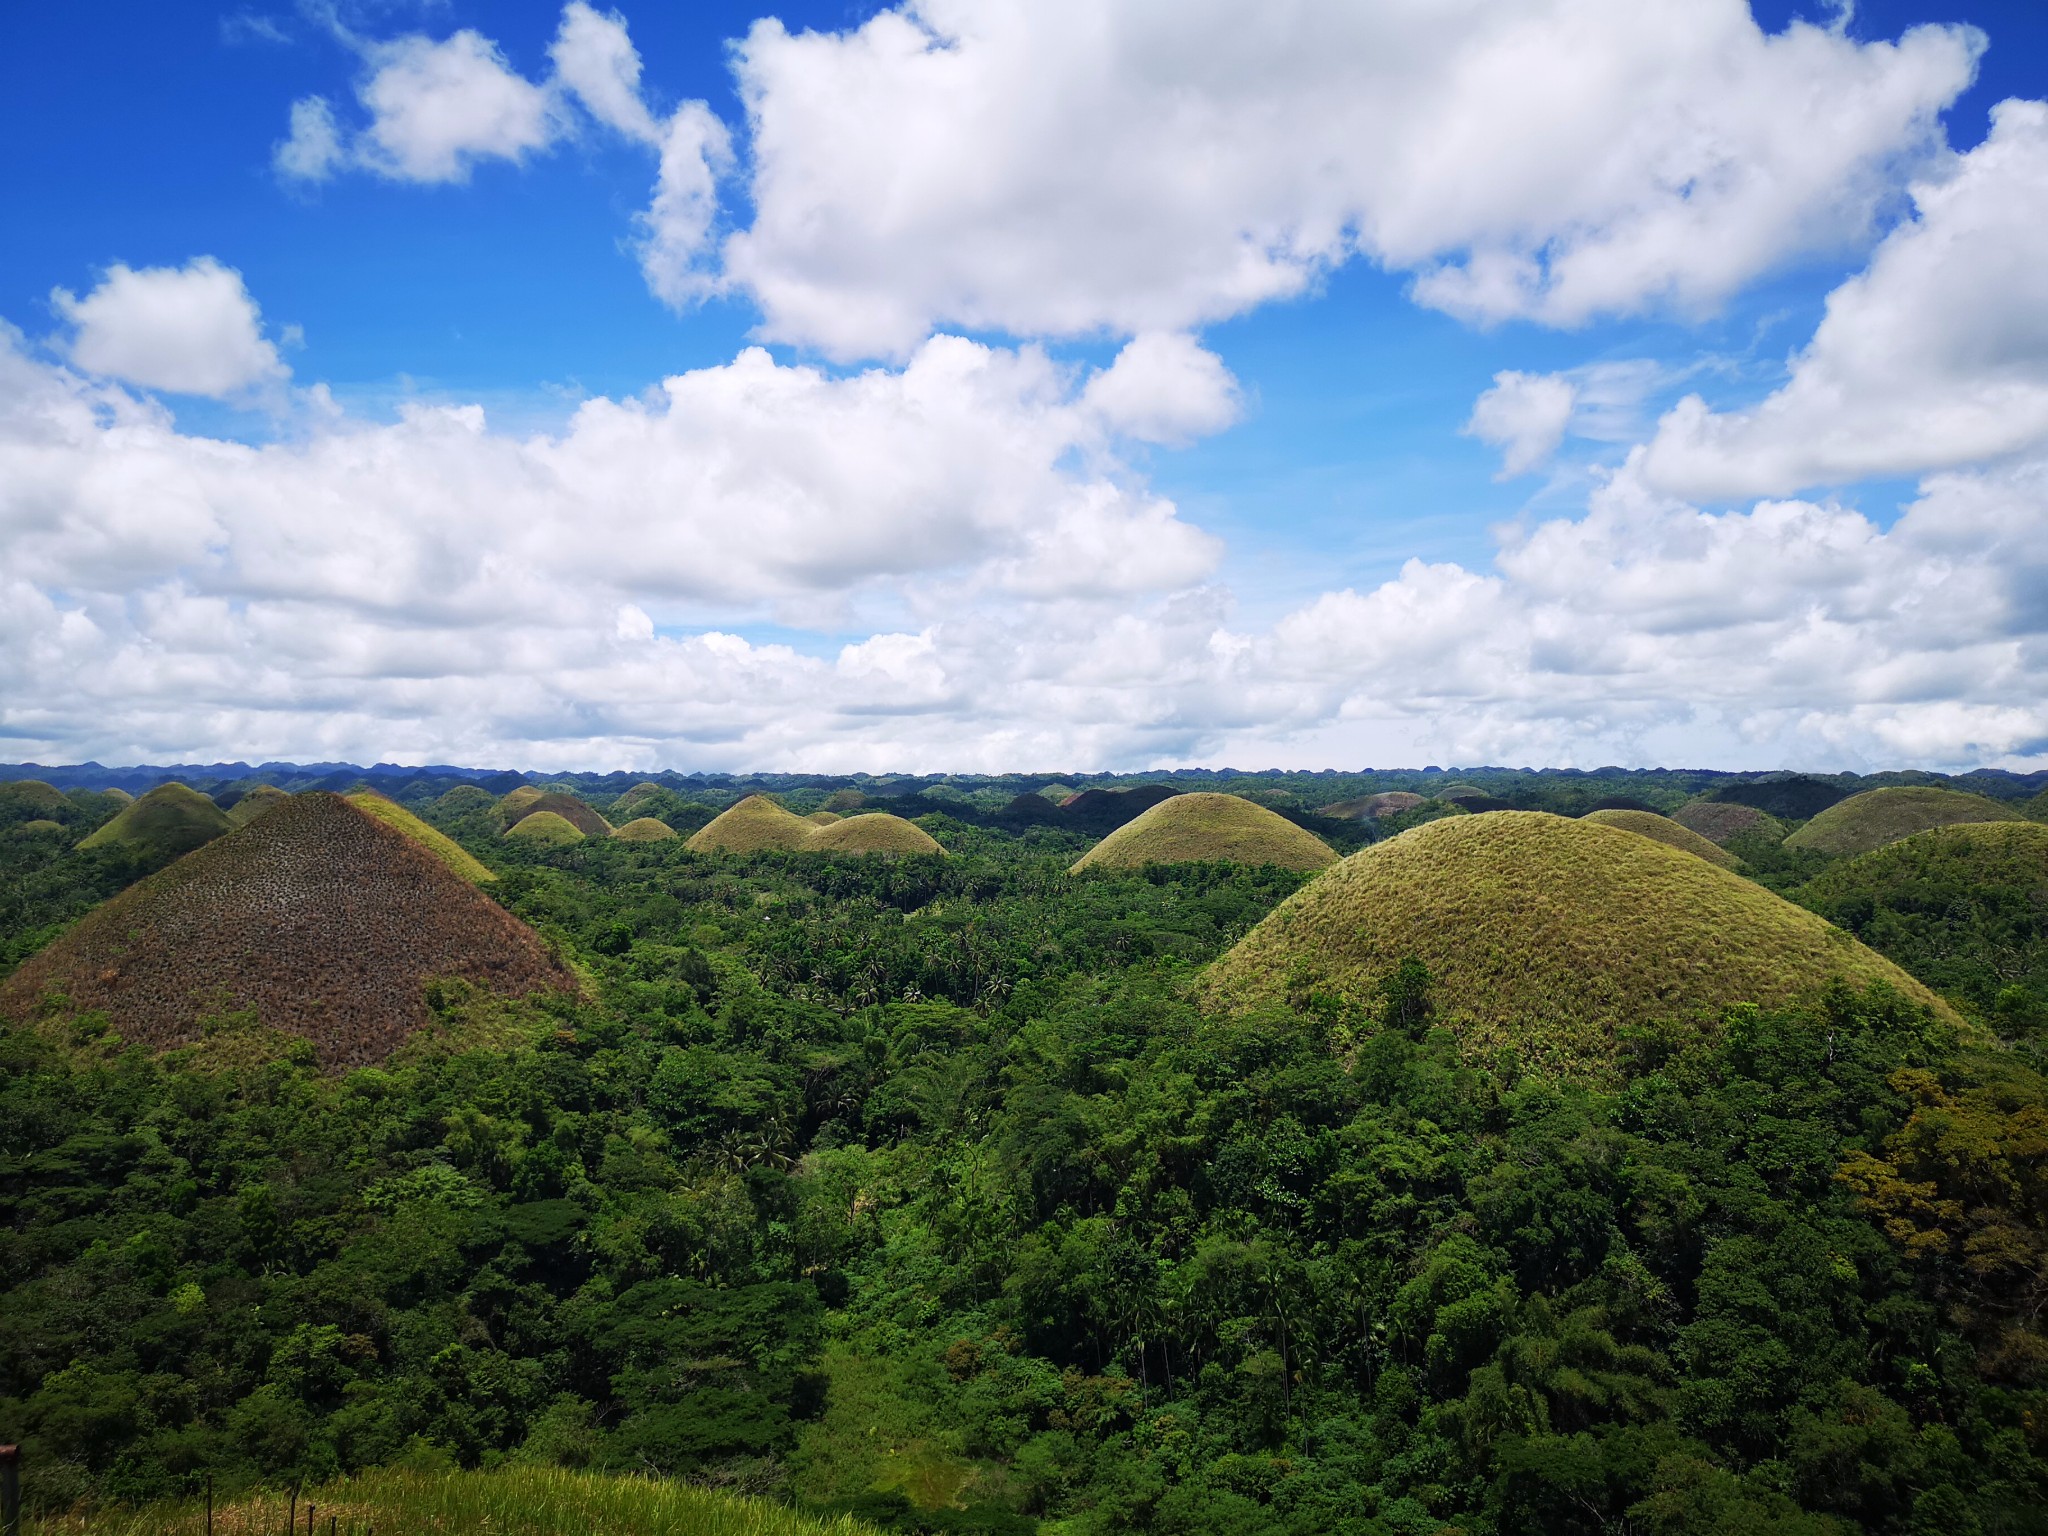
506;810;586;845
1581;808;1742;870
610;816;678;841
1073;791;1336;871
1671;800;1784;846
1202;810;1954;1073
1785;785;2025;857
39;1466;882;1536
688;795;817;854
347;792;497;881
76;783;230;864
497;785;547;821
807;813;944;855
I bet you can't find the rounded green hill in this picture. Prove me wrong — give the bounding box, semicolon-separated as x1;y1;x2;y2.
1794;820;2048;1011
611;817;678;842
436;783;496;812
1784;786;2024;858
1201;811;1952;1073
511;793;611;838
1581;808;1742;871
806;810;843;825
12;818;67;839
102;787;135;805
0;792;572;1067
808;812;945;856
226;784;291;827
497;785;547;822
687;795;815;854
77;782;231;867
1073;792;1337;873
1;779;68;813
347;792;496;882
1323;791;1426;821
506;810;586;846
1672;800;1784;846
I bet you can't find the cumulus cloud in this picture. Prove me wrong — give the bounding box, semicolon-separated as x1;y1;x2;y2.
549;1;662;145
274;96;346;181
1466;371;1578;477
50;258;288;398
718;0;1979;357
1081;334;1242;446
1642;98;2048;500
353;29;560;182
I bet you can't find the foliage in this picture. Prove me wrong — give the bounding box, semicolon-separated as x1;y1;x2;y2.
1071;794;1337;874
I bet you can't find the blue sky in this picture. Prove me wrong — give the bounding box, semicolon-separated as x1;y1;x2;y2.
2;0;2046;771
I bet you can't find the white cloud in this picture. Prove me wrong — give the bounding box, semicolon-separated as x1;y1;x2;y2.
1081;333;1241;446
50;258;288;398
1642;98;2048;500
718;0;1979;358
1466;371;1578;477
275;96;346;182
355;30;560;182
550;1;661;145
636;104;734;306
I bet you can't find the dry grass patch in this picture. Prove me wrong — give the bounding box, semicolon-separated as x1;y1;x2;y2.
76;782;230;864
688;794;816;853
347;791;496;882
1323;791;1426;820
513;792;612;837
1672;800;1784;846
807;810;844;824
1582;808;1742;871
1201;811;1953;1074
497;784;547;821
1073;792;1337;872
0;792;573;1068
506;810;586;846
808;812;945;855
611;816;678;842
1785;786;2025;857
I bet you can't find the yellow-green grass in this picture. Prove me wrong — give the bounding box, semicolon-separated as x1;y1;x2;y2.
1323;791;1426;820
76;782;230;862
513;793;612;838
347;791;496;882
1072;792;1337;873
1200;811;1954;1074
2;778;68;812
436;783;497;811
226;784;291;827
506;810;586;846
1581;808;1742;871
12;817;67;838
807;810;844;824
498;784;548;821
1784;785;2026;857
612;780;666;810
103;787;135;804
2026;787;2048;822
1796;820;2048;913
41;1464;883;1536
611;816;678;841
687;794;816;854
808;812;946;856
1671;800;1785;846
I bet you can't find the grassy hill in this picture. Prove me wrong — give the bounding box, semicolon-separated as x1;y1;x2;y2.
2026;787;2048;821
76;782;230;867
1073;792;1337;872
1672;800;1784;845
437;783;497;812
612;816;678;842
688;794;816;854
498;784;548;822
807;810;844;824
1322;791;1425;820
1785;785;2025;857
809;812;945;855
1;792;572;1066
1582;807;1742;870
56;1466;881;1536
347;791;496;882
225;783;291;827
514;792;612;838
507;810;587;846
1794;820;2048;1017
1201;811;1953;1072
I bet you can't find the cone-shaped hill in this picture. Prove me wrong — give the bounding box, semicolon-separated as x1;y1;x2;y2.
506;811;585;846
0;792;573;1067
1201;812;1952;1072
1;780;68;814
1581;808;1741;871
1073;793;1337;873
806;810;843;825
1784;786;2024;858
226;784;291;827
808;813;945;855
1672;801;1784;846
103;787;135;805
688;795;816;853
346;792;495;882
510;793;610;838
611;817;677;842
77;783;231;867
497;785;547;822
1323;791;1425;821
436;783;496;812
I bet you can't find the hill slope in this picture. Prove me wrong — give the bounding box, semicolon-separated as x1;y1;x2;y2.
225;784;291;827
347;791;496;882
513;792;612;838
612;816;678;842
76;782;231;866
1785;786;2025;857
1707;775;1850;820
688;794;816;853
506;810;586;845
0;792;572;1066
1672;801;1784;845
1202;811;1951;1070
808;812;945;855
1794;821;2048;1013
1074;792;1337;872
1582;808;1742;871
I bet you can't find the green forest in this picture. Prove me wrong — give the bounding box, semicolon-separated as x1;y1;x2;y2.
3;767;2047;1536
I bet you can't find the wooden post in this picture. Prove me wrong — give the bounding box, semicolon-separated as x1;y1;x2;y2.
306;1502;315;1536
206;1473;214;1536
1;1444;21;1536
288;1484;298;1536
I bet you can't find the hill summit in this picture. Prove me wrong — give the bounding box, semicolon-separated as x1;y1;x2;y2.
77;782;230;867
0;792;573;1067
1785;786;2025;857
1202;811;1950;1072
1073;792;1337;872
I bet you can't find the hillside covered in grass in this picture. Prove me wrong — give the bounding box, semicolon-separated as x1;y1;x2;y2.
1786;785;2026;857
1071;792;1337;872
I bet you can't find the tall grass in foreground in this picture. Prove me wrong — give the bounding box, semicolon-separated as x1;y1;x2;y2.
38;1466;882;1536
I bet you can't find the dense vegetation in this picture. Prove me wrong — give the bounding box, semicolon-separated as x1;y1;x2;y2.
4;769;2048;1535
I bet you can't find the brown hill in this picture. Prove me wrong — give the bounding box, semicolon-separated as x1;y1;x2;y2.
0;792;573;1068
807;813;945;855
1059;785;1179;833
1671;801;1784;846
1323;791;1426;820
687;794;816;854
510;793;611;838
497;785;547;822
